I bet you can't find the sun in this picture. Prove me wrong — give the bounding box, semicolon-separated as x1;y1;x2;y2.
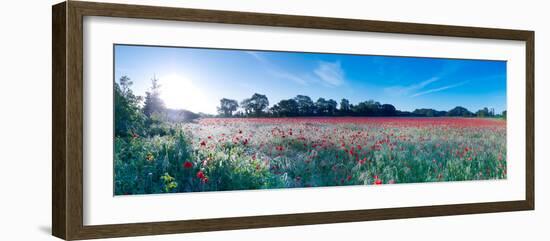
158;74;216;114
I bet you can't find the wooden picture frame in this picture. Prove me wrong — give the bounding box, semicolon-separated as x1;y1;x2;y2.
52;1;534;240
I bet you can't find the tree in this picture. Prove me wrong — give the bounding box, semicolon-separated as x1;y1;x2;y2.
269;105;282;117
413;108;436;117
143;76;166;118
339;98;350;115
294;95;315;116
240;98;253;116
447;106;473;117
114;76;145;137
119;75;132;94
241;93;269;117
217;98;239;117
349;104;357;115
315;98;328;115
502;110;507;119
352;100;381;116
352;102;366;115
367;100;382;115
381;104;397;116
327;99;338;116
273;99;299;117
476;107;490;118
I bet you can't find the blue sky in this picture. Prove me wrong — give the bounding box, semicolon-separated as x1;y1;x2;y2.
114;44;506;115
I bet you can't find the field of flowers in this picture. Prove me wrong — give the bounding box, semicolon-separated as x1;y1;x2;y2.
114;117;506;195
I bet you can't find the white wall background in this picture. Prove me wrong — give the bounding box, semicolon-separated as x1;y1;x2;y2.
0;0;547;240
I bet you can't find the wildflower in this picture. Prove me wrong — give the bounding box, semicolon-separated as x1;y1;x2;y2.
183;161;193;169
374;175;382;185
196;171;205;179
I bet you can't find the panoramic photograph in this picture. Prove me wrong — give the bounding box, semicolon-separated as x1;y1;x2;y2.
113;44;507;195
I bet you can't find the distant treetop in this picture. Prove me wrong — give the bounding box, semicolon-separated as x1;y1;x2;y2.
216;93;503;118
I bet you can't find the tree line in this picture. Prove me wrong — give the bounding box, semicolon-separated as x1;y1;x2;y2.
115;74;506;139
218;93;506;118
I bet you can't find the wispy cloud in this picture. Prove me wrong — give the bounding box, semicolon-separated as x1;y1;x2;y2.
411;81;468;97
383;62;466;98
268;70;308;85
384;77;439;96
313;61;345;87
246;52;347;87
245;51;309;86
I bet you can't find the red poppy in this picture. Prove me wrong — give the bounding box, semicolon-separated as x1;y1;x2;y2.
183;161;193;169
374;176;382;185
200;140;207;147
196;171;205;179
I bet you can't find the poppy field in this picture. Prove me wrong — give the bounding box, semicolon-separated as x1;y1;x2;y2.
113;45;507;195
114;117;506;195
